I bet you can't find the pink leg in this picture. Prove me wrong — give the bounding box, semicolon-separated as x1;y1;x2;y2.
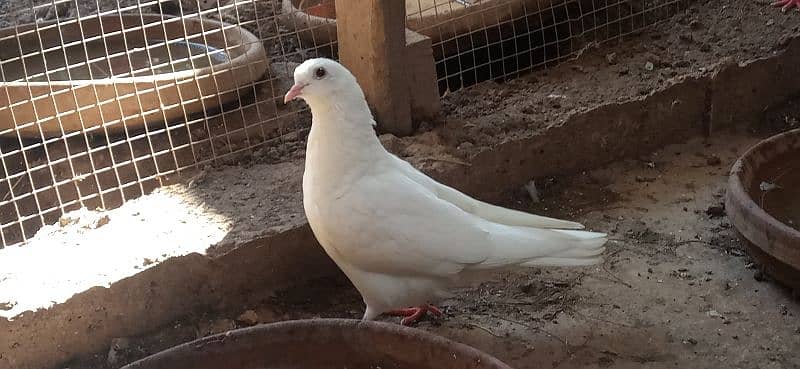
771;0;800;12
386;305;444;325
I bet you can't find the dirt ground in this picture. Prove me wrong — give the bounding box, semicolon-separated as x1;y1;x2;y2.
1;0;800;367
409;0;800;159
56;98;800;369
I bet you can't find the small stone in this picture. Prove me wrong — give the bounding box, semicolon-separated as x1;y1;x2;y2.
682;338;698;345
59;217;71;227
766;19;775;26
707;310;723;318
236;310;259;326
91;215;110;229
0;301;15;311
644;61;655;71
606;52;617;64
729;248;745;257
106;337;131;368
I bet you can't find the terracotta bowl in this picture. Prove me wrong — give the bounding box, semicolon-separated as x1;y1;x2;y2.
726;128;800;290
121;319;513;369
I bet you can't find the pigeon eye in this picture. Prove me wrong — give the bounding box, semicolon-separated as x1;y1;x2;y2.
314;67;326;79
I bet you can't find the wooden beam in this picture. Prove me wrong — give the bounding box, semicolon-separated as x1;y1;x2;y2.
335;0;413;136
405;29;440;122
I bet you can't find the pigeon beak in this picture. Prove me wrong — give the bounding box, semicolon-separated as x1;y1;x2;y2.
283;83;307;104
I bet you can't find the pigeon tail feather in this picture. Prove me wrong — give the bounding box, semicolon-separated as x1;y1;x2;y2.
470;226;607;270
520;229;607;267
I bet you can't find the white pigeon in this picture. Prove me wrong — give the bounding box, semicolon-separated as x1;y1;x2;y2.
284;58;607;325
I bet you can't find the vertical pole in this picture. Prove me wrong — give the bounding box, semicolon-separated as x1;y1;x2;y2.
335;0;413;137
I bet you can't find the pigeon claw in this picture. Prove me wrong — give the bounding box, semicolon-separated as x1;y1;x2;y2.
772;0;800;12
386;305;443;326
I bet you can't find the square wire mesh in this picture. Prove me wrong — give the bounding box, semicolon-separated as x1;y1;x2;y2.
0;0;336;247
0;0;688;248
402;0;688;93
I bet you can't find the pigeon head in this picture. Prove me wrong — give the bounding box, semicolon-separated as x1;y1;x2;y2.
283;58;363;106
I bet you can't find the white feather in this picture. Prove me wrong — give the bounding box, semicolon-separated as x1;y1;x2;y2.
291;58;607;321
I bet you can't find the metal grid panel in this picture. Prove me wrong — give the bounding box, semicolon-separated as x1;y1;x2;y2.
0;0;687;248
0;0;336;247
403;0;687;93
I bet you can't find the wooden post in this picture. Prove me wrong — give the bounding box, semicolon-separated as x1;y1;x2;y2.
405;29;440;122
335;0;413;137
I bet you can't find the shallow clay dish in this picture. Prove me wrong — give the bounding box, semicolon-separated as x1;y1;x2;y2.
0;14;267;138
726;128;800;290
120;319;513;369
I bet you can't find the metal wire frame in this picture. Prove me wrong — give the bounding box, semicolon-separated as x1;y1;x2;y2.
0;0;335;247
0;0;687;247
402;0;688;93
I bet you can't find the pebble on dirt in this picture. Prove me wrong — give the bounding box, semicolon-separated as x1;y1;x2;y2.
106;337;131;368
236;310;260;326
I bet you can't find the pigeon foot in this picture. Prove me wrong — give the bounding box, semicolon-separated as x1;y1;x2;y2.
386;305;443;325
772;0;800;11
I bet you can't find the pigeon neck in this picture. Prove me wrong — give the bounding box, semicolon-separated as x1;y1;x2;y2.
306;94;387;163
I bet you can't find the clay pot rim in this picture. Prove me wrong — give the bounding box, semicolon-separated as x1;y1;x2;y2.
726;128;800;268
121;318;514;369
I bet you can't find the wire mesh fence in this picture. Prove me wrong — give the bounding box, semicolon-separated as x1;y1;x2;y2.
287;0;689;93
0;0;687;248
0;0;334;247
410;0;689;93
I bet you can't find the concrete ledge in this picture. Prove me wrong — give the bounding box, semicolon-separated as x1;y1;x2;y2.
420;38;800;203
1;224;334;369
2;35;799;369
